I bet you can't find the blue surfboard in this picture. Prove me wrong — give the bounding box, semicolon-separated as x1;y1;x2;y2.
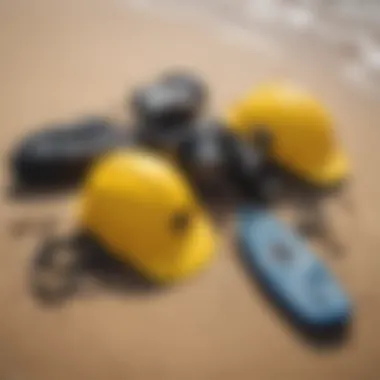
237;207;352;328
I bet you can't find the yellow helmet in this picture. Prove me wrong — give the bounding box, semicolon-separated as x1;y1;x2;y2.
80;149;216;283
225;83;349;186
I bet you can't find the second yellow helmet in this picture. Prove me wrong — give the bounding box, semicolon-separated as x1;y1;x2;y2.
225;83;349;187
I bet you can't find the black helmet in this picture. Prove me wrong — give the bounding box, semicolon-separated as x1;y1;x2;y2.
131;82;197;129
159;70;208;112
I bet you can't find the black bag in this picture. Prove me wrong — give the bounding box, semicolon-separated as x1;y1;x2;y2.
10;117;127;187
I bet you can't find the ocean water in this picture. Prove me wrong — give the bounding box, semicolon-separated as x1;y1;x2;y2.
125;0;380;97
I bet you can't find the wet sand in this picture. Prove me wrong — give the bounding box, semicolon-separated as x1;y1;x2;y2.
1;0;379;379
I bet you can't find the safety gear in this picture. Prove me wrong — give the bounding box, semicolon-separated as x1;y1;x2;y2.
225;83;349;186
80;149;216;283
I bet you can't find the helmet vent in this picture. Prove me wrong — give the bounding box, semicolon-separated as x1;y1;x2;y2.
170;211;191;234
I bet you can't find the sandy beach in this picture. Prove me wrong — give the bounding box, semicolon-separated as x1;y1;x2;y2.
1;0;379;379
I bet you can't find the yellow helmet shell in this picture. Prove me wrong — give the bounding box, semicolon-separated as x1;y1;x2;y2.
80;149;216;283
226;83;349;186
